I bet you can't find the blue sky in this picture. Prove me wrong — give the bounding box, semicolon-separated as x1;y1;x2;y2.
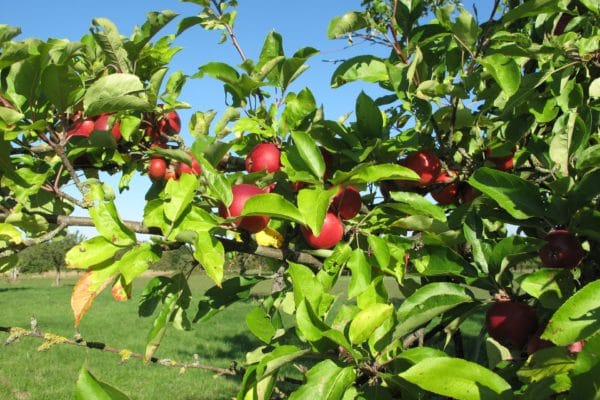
3;1;492;234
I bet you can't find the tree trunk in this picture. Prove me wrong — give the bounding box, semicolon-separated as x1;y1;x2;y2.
10;267;20;282
53;267;61;287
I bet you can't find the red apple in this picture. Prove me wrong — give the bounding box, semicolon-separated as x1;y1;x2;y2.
158;110;181;135
320;147;335;179
218;184;270;233
460;184;481;204
526;333;554;355
554;13;573;35
66;118;95;137
148;158;167;181
431;170;459;205
331;185;362;220
396;149;442;187
567;340;585;354
539;230;584;269
245;142;281;174
300;212;344;249
176;154;202;177
94;113;122;142
485;147;515;171
165;168;178;181
486;301;538;348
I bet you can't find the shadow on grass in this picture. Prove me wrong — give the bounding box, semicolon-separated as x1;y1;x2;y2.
189;333;261;361
0;287;32;293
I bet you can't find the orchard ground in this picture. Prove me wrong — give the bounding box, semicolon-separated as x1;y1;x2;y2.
0;272;486;399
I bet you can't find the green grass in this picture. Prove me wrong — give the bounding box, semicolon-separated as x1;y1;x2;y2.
0;273;262;400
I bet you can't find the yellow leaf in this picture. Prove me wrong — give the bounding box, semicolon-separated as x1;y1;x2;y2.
255;227;284;249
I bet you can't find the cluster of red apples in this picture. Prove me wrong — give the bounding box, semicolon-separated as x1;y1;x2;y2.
218;142;362;250
485;229;585;353
384;147;516;206
66;112;123;141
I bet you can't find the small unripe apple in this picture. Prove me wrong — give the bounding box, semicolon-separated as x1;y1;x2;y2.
219;184;270;233
176;154;202;177
245;142;281;174
431;170;459;205
331;185;362;220
486;301;538;348
539;230;584;269
396;149;442;187
300;212;344;249
148;158;167;181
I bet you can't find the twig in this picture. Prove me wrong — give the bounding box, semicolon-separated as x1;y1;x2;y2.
0;325;238;376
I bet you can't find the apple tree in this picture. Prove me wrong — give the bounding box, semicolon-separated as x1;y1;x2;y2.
1;0;600;398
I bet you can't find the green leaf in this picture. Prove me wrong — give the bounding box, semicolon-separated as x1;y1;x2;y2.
246;307;276;344
256;31;283;84
41;64;84;112
83;73;151;115
241;193;304;223
349;303;393;345
412;246;470;276
542;280;600;345
194;61;240;84
518;269;575;309
332;163;419;185
0;222;22;245
291;131;325;180
388;191;447;222
126;10;178;60
469;167;546;220
347;249;372;299
282;88;316;130
163;173;197;223
0;254;18;273
517;347;575;383
452;8;478;50
117;243;160;284
297;186;339;236
193;230;224;286
89;201;136;247
74;366;130;400
330;55;388;88
575;144;600;171
502;0;561;23
367;235;390;270
590;78;600;99
65;236;122;269
399;357;512;400
90;18;131;73
480;54;521;97
395;282;474;337
0;106;24;125
0;24;21;45
145;289;179;361
289;359;356;400
356;91;382;139
327;11;368;39
255;345;310;380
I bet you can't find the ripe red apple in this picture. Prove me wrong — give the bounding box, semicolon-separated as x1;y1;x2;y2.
176;154;202;177
460;184;481;204
165;168;178;181
94;113;122;142
245;142;281;174
300;212;344;249
539;230;584;269
486;301;538;348
431;170;459;205
66;118;95;137
331;185;362;220
218;184;270;233
396;149;442;187
158;110;181;136
148;158;167;181
320;147;335;179
554;13;573;35
485;147;515;171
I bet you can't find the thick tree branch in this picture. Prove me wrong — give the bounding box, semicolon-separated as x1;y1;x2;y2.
0;214;324;270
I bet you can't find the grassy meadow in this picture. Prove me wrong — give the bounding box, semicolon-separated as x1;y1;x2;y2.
0;273;266;400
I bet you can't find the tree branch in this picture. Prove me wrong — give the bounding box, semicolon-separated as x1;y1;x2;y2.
0;325;239;376
0;214;324;270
